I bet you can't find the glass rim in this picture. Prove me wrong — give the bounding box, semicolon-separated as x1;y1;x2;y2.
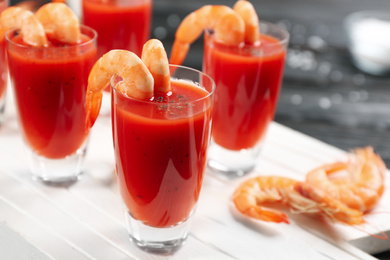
5;24;97;50
205;19;290;48
111;64;216;105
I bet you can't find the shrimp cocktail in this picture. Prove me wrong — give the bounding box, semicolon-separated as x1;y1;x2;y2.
82;0;152;59
0;0;8;125
86;39;215;252
171;1;289;176
4;3;97;183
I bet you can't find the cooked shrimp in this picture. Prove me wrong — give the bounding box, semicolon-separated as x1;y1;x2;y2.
233;175;369;226
141;39;171;93
304;147;385;213
0;6;47;47
86;49;154;129
19;13;49;47
35;3;80;44
233;176;317;224
294;182;365;225
170;5;245;65
233;0;260;44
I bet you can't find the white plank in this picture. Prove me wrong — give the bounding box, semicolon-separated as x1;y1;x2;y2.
196;177;377;260
0;221;53;260
0;170;137;259
0;90;388;259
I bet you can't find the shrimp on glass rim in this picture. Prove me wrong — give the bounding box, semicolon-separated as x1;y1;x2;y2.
170;5;245;66
233;0;260;44
170;1;260;65
304;147;385;213
85;39;171;129
85;50;153;129
141;39;171;94
1;3;81;46
0;6;47;47
35;3;80;44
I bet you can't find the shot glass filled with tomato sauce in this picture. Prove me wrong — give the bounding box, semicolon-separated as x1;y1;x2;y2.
6;23;97;183
204;20;289;176
111;65;215;252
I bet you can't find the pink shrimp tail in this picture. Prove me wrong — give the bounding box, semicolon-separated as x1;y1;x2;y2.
234;199;290;224
85;91;102;131
170;40;189;66
244;207;290;224
256;209;290;224
153;74;171;94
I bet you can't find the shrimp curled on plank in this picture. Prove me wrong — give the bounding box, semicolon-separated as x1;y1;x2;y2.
303;146;386;213
233;146;387;228
233;176;321;224
293;182;366;225
233;175;367;226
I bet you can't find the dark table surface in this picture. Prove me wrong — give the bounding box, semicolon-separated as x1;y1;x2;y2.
8;0;390;258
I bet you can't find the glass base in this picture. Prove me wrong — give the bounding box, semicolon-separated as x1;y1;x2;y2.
125;210;191;254
26;140;88;185
207;139;263;178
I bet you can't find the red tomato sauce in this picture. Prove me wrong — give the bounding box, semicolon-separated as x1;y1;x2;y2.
7;33;96;159
204;34;286;150
82;0;152;59
112;80;212;227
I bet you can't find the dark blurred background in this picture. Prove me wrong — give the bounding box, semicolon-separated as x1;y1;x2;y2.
8;1;390;258
152;0;390;175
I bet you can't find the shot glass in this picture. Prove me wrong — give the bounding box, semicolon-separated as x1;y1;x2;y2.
6;25;97;184
82;0;152;114
111;65;215;252
82;0;152;59
0;0;9;125
203;21;289;177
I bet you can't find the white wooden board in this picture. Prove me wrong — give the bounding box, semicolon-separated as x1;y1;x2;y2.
0;90;388;260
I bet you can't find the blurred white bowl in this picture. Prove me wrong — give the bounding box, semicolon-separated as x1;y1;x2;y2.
344;10;390;75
